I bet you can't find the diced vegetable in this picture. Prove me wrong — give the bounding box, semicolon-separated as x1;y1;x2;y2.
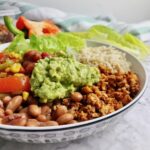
22;91;29;101
16;16;60;36
0;76;30;93
0;60;13;71
10;63;22;73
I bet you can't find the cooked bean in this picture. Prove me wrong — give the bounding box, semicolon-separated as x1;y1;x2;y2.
2;114;27;126
41;52;51;59
24;50;37;61
23;60;32;68
26;119;39;127
56;113;74;125
19;107;28;114
33;53;42;62
67;120;78;124
0;100;4;108
2;96;11;105
17;106;23;112
54;105;68;118
28;105;41;117
62;98;71;106
0;118;2;124
24;63;35;74
19;107;29;118
0;108;4;117
41;105;51;115
41;121;58;126
9;115;27;126
5;109;13;115
71;92;83;102
37;114;47;122
6;96;22;112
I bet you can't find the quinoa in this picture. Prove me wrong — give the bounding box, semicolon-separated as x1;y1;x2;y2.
77;46;131;73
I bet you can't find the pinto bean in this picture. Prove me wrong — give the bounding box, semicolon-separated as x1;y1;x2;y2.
67;120;78;124
6;96;22;112
40;121;58;126
2;113;27;126
0;118;2;124
54;105;68;118
0;108;4;117
2;96;11;105
41;105;51;115
56;113;74;125
9;116;27;126
0;100;4;108
71;92;83;102
37;114;47;122
19;107;30;118
19;107;28;114
26;119;39;127
5;109;13;115
28;105;41;117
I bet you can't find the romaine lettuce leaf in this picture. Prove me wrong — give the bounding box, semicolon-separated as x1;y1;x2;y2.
4;34;31;55
4;32;85;55
71;25;150;58
56;32;85;51
30;35;65;53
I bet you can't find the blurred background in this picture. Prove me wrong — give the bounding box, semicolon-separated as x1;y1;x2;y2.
24;0;150;23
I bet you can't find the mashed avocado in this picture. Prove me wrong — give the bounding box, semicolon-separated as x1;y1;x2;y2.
31;57;100;102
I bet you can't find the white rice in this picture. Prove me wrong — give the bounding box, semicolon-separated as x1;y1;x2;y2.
77;46;131;73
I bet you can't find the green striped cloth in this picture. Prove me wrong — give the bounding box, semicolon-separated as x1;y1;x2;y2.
0;0;150;42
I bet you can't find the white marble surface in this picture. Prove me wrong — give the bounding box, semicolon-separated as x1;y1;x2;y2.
0;58;150;150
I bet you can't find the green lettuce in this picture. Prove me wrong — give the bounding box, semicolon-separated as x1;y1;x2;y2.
4;32;85;55
72;25;150;58
4;25;149;59
4;34;31;55
30;35;65;53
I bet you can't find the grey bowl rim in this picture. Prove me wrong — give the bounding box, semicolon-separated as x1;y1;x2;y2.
0;40;148;132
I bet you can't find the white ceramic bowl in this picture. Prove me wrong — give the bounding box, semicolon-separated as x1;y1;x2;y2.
0;41;148;143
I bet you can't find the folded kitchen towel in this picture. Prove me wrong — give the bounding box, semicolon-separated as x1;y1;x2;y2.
0;0;150;42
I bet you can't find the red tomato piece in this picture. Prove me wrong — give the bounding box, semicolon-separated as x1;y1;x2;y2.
0;76;30;93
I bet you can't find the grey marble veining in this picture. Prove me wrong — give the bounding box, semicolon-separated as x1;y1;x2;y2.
0;59;150;150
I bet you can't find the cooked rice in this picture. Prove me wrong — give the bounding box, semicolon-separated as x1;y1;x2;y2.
77;46;131;73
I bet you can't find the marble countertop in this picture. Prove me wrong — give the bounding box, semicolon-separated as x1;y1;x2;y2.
0;58;150;150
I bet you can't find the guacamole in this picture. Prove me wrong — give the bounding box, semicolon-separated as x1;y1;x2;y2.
31;57;100;102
